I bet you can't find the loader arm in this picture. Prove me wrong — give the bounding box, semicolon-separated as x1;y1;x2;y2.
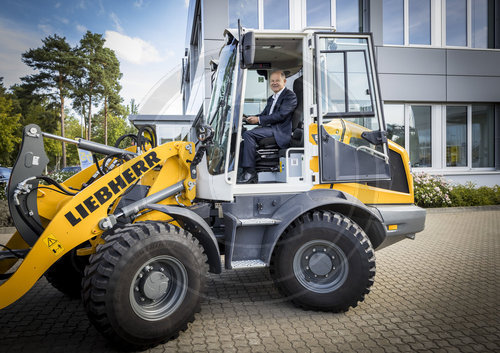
0;140;196;309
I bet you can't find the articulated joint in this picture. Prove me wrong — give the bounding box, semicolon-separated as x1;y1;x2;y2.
99;214;118;230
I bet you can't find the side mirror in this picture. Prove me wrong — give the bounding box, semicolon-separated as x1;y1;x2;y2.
210;59;219;72
241;31;255;69
196;124;214;143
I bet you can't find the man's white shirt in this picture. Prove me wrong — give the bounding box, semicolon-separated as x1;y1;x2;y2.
269;87;285;115
258;87;285;124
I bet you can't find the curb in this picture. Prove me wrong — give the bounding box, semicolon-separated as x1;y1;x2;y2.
425;205;500;214
0;227;16;235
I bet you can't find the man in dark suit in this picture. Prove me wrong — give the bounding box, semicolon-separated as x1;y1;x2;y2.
238;70;297;183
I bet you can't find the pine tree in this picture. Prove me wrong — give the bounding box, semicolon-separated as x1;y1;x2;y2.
21;34;77;167
73;31;123;143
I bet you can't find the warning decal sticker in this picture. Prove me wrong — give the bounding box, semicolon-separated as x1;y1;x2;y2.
44;235;64;256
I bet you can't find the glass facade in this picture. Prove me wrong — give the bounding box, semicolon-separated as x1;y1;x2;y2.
229;0;258;28
385;104;405;148
264;0;289;29
409;106;431;167
471;0;489;48
446;106;467;167
409;0;431;45
307;0;331;27
336;0;359;32
383;0;404;45
446;0;467;46
472;105;495;167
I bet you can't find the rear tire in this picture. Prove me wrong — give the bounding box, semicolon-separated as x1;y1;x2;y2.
44;243;89;298
270;211;375;312
82;222;208;350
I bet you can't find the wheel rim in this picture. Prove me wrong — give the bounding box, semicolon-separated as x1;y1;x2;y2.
130;255;188;321
293;239;348;294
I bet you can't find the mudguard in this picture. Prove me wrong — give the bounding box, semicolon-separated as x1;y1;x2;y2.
260;188;387;264
147;204;222;274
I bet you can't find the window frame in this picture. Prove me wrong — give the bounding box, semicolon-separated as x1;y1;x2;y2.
384;102;496;172
383;0;433;47
441;0;495;49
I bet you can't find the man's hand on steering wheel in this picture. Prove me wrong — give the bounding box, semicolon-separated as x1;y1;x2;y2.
245;115;259;124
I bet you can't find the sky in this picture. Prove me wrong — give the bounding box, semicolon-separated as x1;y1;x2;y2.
0;0;189;113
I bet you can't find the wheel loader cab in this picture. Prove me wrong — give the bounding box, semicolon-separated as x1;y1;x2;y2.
196;30;392;201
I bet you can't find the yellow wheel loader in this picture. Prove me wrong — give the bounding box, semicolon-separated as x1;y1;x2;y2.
0;29;425;350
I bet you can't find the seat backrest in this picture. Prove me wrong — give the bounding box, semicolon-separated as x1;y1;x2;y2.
292;75;303;130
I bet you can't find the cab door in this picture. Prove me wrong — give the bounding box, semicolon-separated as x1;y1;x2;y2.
314;33;391;183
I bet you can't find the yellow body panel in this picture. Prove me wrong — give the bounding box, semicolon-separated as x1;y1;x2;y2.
309;120;414;205
0;141;195;309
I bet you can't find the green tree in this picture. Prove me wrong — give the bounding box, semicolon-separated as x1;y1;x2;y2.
129;98;139;115
92;111;135;147
101;47;124;145
10;83;62;168
21;34;78;167
0;78;22;165
73;31;122;143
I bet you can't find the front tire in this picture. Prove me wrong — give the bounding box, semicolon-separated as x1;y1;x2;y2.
270;211;375;312
82;222;208;350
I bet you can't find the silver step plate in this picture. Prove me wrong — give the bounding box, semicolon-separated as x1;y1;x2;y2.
239;218;281;226
231;260;267;269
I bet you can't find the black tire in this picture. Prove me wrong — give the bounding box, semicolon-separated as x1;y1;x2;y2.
270;210;375;312
82;222;208;350
44;243;89;298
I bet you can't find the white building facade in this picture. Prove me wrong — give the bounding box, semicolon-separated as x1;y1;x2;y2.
181;0;500;186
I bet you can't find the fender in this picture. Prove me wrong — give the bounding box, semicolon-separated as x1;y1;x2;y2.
147;204;222;274
260;188;387;265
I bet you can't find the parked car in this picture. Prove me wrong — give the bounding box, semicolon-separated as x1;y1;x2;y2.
60;166;81;173
0;166;11;183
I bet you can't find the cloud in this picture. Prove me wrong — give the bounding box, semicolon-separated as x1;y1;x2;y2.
76;24;87;33
134;0;145;8
98;0;105;15
104;30;163;65
109;12;123;33
38;23;54;36
0;18;41;87
55;2;61;8
57;17;69;25
185;0;189;8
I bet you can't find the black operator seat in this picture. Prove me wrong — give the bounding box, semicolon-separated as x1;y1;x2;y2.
255;75;304;172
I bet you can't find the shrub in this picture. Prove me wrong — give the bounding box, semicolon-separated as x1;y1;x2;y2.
450;182;500;207
0;182;6;201
50;170;79;183
412;172;453;208
413;172;500;208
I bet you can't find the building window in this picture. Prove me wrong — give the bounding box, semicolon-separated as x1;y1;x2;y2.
383;0;404;45
264;0;289;29
472;105;494;167
383;0;431;45
444;0;495;48
409;106;431;167
409;0;431;45
446;106;468;167
229;0;258;29
336;0;360;32
446;0;467;46
471;0;490;48
385;104;405;148
307;0;331;27
385;103;495;170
